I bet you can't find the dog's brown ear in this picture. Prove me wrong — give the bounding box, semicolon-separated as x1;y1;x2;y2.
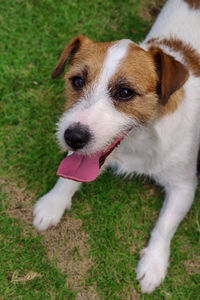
51;35;90;79
149;47;189;105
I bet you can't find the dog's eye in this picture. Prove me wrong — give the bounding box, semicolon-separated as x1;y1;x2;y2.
115;88;135;101
71;76;84;90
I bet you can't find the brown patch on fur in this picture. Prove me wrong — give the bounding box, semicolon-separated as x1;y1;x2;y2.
160;88;184;116
146;37;157;45
110;42;188;121
146;38;200;116
111;42;187;120
1;178;99;299
63;39;115;110
115;92;159;124
149;46;189;104
160;38;200;77
52;36;90;79
183;0;200;9
148;37;200;77
58;35;191;122
111;44;160;124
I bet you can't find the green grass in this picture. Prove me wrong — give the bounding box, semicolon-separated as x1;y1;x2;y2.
0;202;74;299
0;0;200;299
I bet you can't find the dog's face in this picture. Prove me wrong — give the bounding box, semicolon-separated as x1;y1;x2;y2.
53;36;188;156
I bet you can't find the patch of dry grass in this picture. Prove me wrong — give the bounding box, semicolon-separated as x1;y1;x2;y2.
1;178;99;299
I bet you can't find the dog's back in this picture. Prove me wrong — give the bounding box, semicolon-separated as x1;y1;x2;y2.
145;0;200;52
138;0;200;178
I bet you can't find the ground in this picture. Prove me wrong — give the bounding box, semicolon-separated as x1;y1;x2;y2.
0;0;200;299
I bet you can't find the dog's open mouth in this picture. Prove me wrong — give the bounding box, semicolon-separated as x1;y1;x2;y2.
57;131;128;182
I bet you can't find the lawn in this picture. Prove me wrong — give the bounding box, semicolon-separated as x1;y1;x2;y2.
0;0;200;299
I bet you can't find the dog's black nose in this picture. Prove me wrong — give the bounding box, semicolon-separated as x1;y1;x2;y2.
64;124;91;150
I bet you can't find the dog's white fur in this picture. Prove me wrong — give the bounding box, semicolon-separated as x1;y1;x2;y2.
33;0;200;293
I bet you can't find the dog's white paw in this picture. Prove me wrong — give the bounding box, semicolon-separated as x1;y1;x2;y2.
33;192;71;231
136;246;169;294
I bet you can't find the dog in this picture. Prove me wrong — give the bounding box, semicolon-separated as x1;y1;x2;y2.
33;0;200;293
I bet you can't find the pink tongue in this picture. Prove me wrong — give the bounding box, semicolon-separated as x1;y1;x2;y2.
57;152;101;182
57;135;126;182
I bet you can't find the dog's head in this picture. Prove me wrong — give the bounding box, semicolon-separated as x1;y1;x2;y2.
53;36;188;157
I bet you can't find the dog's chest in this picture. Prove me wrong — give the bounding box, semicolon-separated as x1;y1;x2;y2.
110;128;162;176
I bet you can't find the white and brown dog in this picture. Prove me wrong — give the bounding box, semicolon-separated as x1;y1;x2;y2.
33;0;200;293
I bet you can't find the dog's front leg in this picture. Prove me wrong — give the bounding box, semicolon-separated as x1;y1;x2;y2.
33;177;81;231
136;178;197;293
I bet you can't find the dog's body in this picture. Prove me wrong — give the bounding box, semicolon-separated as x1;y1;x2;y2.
33;0;200;293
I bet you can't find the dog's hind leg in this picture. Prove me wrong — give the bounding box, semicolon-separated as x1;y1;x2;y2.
33;177;81;231
136;177;197;293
